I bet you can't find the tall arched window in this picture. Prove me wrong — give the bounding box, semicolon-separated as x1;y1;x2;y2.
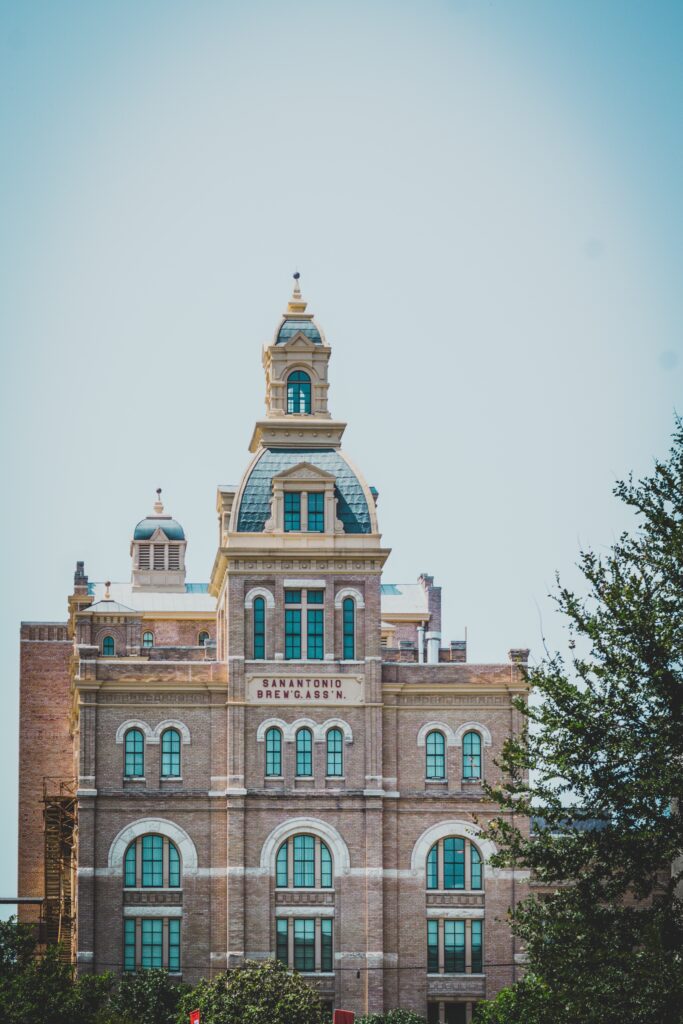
253;597;265;659
124;728;144;778
142;631;154;648
296;727;313;776
426;837;483;891
275;835;333;888
198;630;210;646
326;728;343;777
102;635;115;657
161;728;181;778
265;727;282;776
286;371;312;414
342;598;355;660
463;730;482;779
425;730;446;779
124;834;181;888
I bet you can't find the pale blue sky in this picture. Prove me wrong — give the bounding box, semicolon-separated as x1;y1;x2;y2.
1;1;681;904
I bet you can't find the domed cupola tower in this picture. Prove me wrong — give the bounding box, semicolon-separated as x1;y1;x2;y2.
130;489;187;592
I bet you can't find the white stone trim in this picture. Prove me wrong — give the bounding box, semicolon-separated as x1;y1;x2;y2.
453;722;493;747
284;579;326;588
123;905;183;917
152;720;191;744
77;951;94;962
416;722;458;748
245;587;275;609
334;587;365;610
260;817;350;872
410;820;497;874
256;718;289;743
256;717;353;744
115;720;157;745
426;907;485;919
276;906;335;917
320;718;353;743
108;818;198;871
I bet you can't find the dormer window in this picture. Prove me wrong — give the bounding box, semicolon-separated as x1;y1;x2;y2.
286;371;311;414
284;492;301;532
307;492;324;532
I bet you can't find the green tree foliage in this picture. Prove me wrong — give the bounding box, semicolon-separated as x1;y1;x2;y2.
357;1011;426;1024
109;967;188;1024
478;423;683;1024
176;959;325;1024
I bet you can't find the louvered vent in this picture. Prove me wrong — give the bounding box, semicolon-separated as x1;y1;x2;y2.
138;545;150;569
153;545;166;570
168;546;180;570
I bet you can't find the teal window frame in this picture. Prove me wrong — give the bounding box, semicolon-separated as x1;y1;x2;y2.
124;728;144;778
168;918;180;972
295;728;313;776
426;730;446;779
265;727;282;776
427;920;439;973
307;491;324;531
472;920;483;973
307;589;324;603
471;845;482;890
276;841;289;887
287;371;312;414
443;837;465;890
444;920;465;973
307;608;324;659
293;918;315;971
320;842;332;888
141;918;163;969
284;492;301;531
342;597;355;659
124;844;136;887
285;608;301;660
426;844;438;890
198;630;210;646
161;728;181;778
321;919;333;971
253;597;265;658
141;835;163;888
124;919;136;972
276;919;289;965
463;731;482;779
326;728;343;777
102;635;115;656
142;631;154;648
293;834;315;887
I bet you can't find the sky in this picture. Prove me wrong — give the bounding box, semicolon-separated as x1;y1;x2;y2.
0;0;682;905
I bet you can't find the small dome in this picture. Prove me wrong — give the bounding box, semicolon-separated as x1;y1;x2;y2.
133;517;185;541
275;318;322;346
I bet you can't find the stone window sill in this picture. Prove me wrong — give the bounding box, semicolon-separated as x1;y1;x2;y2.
160;776;183;782
123;777;146;782
425;778;448;785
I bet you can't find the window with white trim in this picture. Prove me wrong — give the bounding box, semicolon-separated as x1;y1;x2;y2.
427;919;483;974
275;835;333;889
124;834;181;888
426;837;483;891
124;917;181;972
276;917;333;972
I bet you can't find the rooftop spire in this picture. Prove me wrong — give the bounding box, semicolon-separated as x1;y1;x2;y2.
153;488;164;515
287;271;307;315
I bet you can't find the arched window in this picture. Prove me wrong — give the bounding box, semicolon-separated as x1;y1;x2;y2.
124;728;144;778
198;630;210;646
296;727;313;776
253;597;265;659
286;371;312;414
102;635;115;657
161;728;181;778
342;598;355;660
425;730;446;779
265;727;282;777
124;834;181;888
326;728;343;777
426;837;483;891
142;631;154;648
275;835;333;888
463;730;482;779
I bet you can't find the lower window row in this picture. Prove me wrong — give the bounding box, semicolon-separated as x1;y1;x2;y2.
124;918;181;972
427;920;483;974
276;917;334;973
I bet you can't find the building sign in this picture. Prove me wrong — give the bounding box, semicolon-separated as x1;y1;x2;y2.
246;674;364;704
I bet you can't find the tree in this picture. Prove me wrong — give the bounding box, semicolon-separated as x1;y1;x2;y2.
177;959;325;1024
478;422;683;1024
109;968;188;1024
357;1011;426;1024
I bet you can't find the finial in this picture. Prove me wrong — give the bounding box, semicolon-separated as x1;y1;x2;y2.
104;581;111;600
287;271;307;314
153;487;164;515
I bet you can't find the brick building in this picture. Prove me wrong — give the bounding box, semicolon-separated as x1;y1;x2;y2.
18;278;530;1023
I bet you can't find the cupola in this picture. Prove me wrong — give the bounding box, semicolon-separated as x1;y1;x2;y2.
130;490;187;592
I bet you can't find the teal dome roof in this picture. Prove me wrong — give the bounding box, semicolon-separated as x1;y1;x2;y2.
237;449;372;534
276;319;322;345
133;517;185;541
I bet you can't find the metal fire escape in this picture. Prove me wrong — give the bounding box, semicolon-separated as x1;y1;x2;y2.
43;778;77;961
